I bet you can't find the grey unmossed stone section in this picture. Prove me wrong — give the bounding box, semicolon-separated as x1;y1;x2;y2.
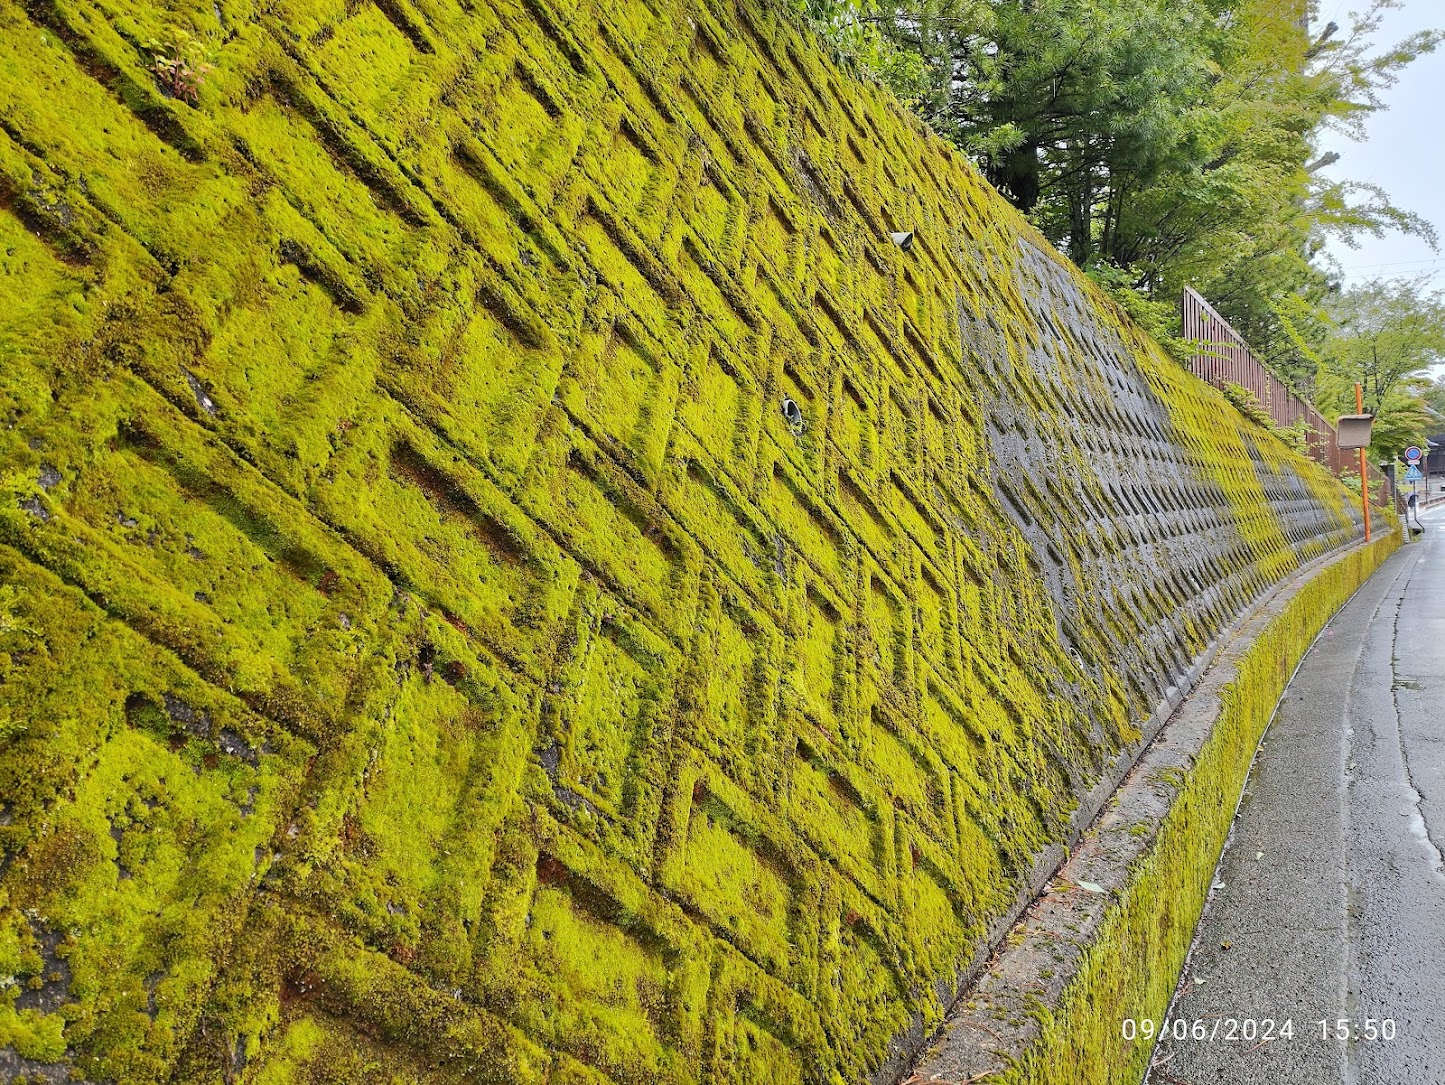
978;241;1360;725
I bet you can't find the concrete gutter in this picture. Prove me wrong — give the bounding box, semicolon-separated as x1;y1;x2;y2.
907;529;1401;1085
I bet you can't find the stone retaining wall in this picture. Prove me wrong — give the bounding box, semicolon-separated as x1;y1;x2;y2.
0;0;1373;1081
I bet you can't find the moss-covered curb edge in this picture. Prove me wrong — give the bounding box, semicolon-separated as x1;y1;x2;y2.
911;526;1403;1085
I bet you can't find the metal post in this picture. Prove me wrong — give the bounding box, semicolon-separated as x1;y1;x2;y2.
1381;461;1400;536
1357;383;1371;542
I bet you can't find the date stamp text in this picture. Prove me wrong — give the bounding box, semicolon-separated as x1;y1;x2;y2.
1122;1018;1398;1043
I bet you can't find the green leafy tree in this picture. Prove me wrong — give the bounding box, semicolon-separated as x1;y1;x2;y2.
813;0;1226;263
1314;278;1445;460
799;0;1441;391
1422;376;1445;421
1178;2;1439;379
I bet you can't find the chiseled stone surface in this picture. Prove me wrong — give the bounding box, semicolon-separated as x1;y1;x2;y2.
0;0;1369;1081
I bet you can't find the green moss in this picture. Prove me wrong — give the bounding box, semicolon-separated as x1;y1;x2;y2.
0;0;1382;1079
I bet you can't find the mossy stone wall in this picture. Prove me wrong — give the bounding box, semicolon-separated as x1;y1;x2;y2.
0;0;1367;1081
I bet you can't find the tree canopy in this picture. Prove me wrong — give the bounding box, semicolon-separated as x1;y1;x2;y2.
801;0;1441;397
1314;278;1445;460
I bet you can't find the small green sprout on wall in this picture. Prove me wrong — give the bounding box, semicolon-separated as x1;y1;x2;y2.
1221;382;1312;452
1220;382;1274;430
146;30;213;106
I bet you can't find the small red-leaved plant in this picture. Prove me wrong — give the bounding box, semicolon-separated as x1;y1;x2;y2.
147;30;214;106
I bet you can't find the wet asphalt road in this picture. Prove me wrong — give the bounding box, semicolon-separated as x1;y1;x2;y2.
1149;510;1445;1085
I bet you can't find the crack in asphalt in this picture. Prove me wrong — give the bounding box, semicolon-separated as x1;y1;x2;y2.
1341;544;1420;1085
1387;552;1445;879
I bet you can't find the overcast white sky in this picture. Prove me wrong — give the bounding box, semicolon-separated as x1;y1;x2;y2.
1316;0;1445;286
1314;0;1445;383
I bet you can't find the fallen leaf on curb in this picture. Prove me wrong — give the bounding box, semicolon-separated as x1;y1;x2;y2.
1075;880;1105;894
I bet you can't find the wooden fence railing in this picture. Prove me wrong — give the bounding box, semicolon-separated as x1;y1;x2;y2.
1179;287;1350;472
1180;287;1386;503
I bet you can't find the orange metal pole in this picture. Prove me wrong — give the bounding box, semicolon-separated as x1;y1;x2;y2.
1357;383;1371;542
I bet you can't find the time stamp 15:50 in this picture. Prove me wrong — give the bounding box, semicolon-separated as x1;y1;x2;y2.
1121;1018;1398;1043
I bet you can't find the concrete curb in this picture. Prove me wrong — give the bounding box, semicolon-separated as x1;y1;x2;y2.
908;528;1402;1085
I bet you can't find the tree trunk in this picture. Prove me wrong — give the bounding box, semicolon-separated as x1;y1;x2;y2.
1069;160;1093;264
988;143;1042;212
